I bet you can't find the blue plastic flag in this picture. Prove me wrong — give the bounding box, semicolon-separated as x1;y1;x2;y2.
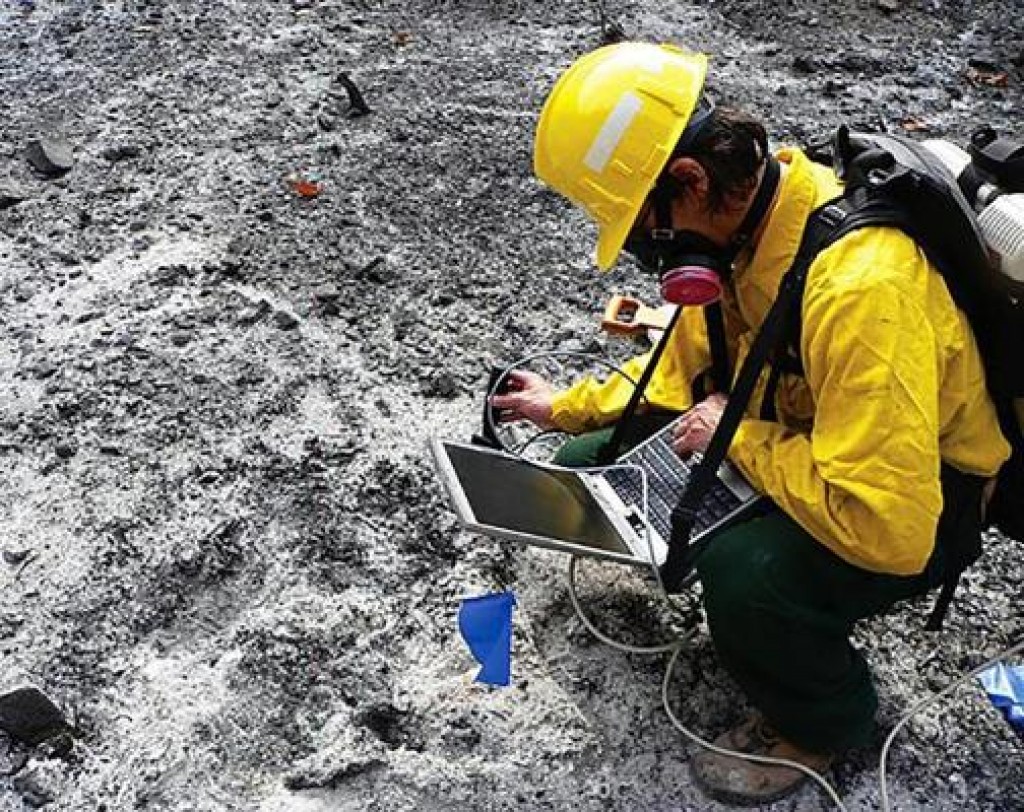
978;662;1024;740
458;591;516;687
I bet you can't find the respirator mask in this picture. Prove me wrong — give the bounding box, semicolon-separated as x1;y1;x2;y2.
624;154;782;306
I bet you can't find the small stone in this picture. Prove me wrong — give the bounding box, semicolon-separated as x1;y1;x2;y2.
0;687;71;746
0;179;29;209
54;441;77;459
237;300;272;325
313;285;340;303
793;55;817;74
273;310;299;330
101;144;141;162
25;137;74;176
12;758;68;806
2;549;30;566
876;0;900;10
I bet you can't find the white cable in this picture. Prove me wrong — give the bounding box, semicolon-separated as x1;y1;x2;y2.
560;463;848;812
484;351;644;453
661;645;851;812
482;360;846;808
564;461;691;651
567;555;684;655
490;353;1022;810
878;636;1024;812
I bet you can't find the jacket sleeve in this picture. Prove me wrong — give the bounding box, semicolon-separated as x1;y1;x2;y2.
548;305;722;434
729;278;945;575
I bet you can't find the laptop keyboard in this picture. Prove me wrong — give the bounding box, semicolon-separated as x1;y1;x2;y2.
600;425;742;541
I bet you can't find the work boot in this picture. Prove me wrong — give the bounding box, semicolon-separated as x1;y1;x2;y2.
690;713;835;806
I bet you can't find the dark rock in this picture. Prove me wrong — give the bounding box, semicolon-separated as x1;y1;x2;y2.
25;137;74;176
2;548;30;566
793;55;817;73
0;687;71;746
273;310;300;330
0;180;29;209
32;362;57;380
355;702;422;750
101;144;142;162
54;442;77;459
968;56;1006;74
284;756;384;790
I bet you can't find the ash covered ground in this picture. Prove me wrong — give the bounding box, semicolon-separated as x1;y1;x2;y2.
0;1;1022;810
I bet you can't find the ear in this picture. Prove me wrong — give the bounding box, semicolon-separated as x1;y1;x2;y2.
664;156;709;200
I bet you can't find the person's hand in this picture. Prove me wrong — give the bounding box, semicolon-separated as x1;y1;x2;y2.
671;393;728;456
489;369;557;430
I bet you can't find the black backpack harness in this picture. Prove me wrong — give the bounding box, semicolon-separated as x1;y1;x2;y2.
615;126;1024;630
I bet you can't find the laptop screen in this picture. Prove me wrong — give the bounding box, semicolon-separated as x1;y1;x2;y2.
439;442;632;556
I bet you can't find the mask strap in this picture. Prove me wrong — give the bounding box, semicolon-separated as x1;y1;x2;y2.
727;155;781;259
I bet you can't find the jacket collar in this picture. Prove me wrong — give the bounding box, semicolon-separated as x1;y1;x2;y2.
731;148;844;320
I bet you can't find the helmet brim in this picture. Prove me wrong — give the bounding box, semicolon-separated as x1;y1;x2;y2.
596;215;637;272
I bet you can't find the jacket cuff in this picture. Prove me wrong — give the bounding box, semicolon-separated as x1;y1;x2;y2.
549;389;590;435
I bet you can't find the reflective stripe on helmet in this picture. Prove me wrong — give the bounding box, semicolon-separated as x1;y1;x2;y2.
584;92;643;173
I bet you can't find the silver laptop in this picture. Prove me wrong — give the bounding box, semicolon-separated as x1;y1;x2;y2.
430;416;766;568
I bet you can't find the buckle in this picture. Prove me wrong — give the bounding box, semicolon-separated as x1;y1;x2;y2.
650;228;676;241
818;203;848;229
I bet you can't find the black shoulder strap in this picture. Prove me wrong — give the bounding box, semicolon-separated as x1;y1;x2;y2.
759;187;915;421
598;300;731;465
597;305;685;465
659;201;848;590
751;186;986;629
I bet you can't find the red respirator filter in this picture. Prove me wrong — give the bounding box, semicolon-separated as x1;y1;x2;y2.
660;266;724;306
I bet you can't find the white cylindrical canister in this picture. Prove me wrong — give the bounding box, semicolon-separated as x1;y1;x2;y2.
978;193;1024;283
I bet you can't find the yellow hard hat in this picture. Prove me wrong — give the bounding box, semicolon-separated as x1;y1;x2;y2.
534;42;709;271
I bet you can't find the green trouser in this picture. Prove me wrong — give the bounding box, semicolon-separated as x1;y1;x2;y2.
694;510;943;753
552;413;681;467
556;423;946;754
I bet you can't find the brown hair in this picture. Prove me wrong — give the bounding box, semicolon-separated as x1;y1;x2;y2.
670;107;770;214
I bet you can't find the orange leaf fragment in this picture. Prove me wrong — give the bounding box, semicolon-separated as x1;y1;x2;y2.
290;179;322;198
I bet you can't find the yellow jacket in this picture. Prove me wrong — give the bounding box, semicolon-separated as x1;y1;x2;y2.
550;147;1011;575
